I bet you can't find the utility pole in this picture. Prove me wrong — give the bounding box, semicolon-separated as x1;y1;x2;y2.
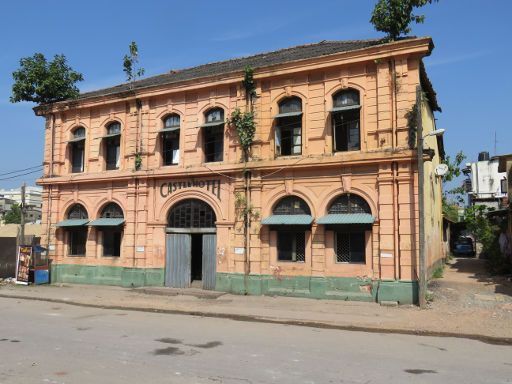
20;183;26;245
416;86;426;309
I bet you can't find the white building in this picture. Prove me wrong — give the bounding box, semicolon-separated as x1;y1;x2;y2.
0;186;43;209
464;152;507;209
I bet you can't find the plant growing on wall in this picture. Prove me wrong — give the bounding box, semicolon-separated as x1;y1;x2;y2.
406;102;419;149
242;66;257;105
123;41;145;88
234;192;259;222
227;109;256;162
10;53;83;104
134;153;143;171
370;0;439;41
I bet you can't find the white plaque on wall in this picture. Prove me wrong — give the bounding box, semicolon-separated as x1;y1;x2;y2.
380;252;393;258
234;247;245;255
136;246;145;253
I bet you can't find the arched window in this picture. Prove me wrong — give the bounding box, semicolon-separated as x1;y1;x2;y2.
321;193;373;264
68;204;88;220
168;199;216;228
273;196;311;215
328;194;371;215
95;202;124;257
332;89;361;152
202;108;224;162
66;204;88;256
262;196;312;263
275;97;302;156
104;122;121;170
101;203;124;219
69;127;86;173
161;114;180;166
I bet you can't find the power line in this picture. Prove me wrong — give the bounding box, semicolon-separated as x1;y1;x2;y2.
0;168;43;181
0;165;43;177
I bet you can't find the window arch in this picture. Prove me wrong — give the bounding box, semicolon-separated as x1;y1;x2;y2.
68;204;88;220
202;108;225;163
265;195;311;263
275;97;302;156
273;196;311;215
100;203;124;218
168;199;216;228
163;114;180;129
161;114;180;166
70;127;86;173
65;204;88;256
104;122;121;170
328;193;371;215
332;89;361;152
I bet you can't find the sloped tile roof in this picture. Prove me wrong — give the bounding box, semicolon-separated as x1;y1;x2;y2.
79;38;390;100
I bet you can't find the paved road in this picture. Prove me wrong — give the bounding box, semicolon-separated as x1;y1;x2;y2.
0;298;510;384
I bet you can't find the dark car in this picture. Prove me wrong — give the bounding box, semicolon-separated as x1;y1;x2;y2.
453;238;475;257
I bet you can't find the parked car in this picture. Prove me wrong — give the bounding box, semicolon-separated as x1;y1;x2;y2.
453;237;475;257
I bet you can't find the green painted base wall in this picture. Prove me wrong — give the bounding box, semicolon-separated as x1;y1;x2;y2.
51;264;164;288
51;264;418;304
215;273;418;304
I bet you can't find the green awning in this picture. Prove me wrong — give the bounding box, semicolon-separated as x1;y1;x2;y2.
87;218;125;227
67;137;85;143
274;111;303;118
56;219;89;227
330;105;360;113
261;214;313;225
317;213;375;225
200;121;224;128
159;126;180;133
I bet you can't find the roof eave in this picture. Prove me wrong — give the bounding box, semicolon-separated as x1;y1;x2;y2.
36;37;433;115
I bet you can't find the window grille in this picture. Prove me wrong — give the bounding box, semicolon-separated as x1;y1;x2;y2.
68;204;88;219
328;194;371;215
69;229;87;256
101;203;124;218
168;199;216;228
277;231;306;262
273;196;311;215
336;232;365;263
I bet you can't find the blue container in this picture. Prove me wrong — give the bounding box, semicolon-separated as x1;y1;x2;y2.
34;269;49;285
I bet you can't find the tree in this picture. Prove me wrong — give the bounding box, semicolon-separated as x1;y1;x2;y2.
123;41;145;86
370;0;439;41
4;204;21;224
10;53;83;104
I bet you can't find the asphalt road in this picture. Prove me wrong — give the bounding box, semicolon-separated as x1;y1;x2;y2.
0;297;510;384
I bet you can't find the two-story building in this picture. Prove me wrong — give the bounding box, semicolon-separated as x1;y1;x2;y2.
36;37;444;304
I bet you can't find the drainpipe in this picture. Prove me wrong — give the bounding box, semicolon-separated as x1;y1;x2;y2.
416;86;426;308
392;161;400;281
46;113;55;252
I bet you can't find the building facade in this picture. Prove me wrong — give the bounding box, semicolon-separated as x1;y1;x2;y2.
464;152;508;210
37;37;443;304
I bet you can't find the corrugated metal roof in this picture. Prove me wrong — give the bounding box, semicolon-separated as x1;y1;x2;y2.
274;111;303;118
317;213;375;225
87;218;125;227
56;219;89;227
261;214;313;225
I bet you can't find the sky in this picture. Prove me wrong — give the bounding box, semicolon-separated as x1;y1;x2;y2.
0;0;511;189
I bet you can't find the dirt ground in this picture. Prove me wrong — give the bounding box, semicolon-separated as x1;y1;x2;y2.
428;256;512;336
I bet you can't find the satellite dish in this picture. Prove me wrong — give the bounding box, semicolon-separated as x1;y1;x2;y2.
435;164;449;176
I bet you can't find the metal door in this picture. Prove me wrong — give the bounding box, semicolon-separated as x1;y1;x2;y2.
202;234;217;290
165;234;191;288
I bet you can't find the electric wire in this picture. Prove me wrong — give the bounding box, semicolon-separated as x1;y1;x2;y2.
0;164;43;177
0;168;43;181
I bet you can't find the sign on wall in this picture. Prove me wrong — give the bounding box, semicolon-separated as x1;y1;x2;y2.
16;245;32;285
160;179;221;200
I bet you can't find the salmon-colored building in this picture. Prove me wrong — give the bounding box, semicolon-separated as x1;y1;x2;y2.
36;37;444;304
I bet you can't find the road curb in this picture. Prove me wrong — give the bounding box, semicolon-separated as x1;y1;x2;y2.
1;293;511;346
